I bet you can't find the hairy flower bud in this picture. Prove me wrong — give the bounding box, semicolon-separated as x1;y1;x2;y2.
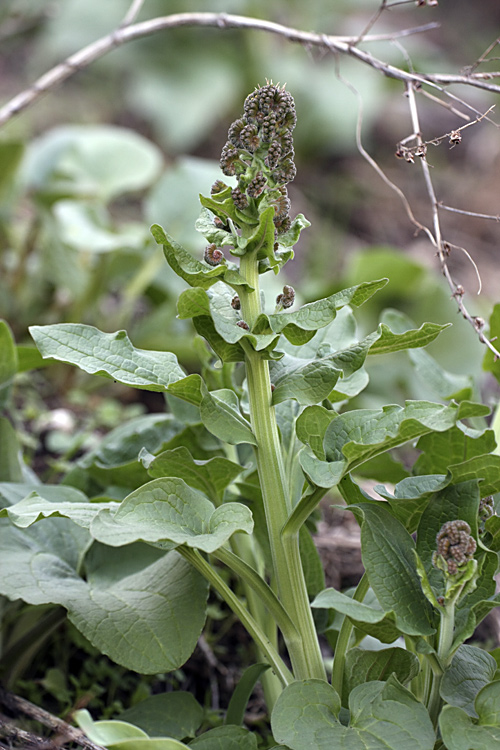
479;495;495;522
221;81;298;212
247;171;266;198
231;186;249;210
211;180;228;195
204;244;224;266
432;520;476;576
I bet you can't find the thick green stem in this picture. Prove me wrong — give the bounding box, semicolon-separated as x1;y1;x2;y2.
331;572;369;697
224;445;282;709
213;546;301;651
238;251;325;682
179;546;293;687
427;601;454;727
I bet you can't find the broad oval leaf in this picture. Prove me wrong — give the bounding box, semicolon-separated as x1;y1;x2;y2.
344;647;420;703
353;503;436;636
189;725;258;749
200;389;256;446
118;692;204;740
271;677;435;750
440;645;497;718
143;446;243;504
90;477;253;552
439;703;500;750
29;324;189;393
0;513;208;673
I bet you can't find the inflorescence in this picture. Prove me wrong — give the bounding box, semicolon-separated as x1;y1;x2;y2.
432;520;477;576
219;82;297;234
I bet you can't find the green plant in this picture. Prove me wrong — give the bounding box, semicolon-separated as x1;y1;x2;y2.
1;82;500;749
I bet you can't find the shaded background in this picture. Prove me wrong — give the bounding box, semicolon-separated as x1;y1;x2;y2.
1;1;500;398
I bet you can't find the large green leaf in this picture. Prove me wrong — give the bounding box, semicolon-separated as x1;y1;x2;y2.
90;478;253;553
53;200;148;254
29;324;201;400
325;401;489;467
78;413;188;490
119;693;204;739
271;677;435;749
200;389;256;446
180;283;280;360
153;225;250;290
258;279;388;346
312;587;402;644
271;356;341;406
439;685;500;750
367;320;450;356
299;400;490;489
192;316;246;363
295;406;336;461
414;426;496;476
142;446;243;505
353;503;436;636
25;125;163;201
75;709;190;749
343;647;420;703
0;486;118;529
188;725;258;749
440;645;497;718
0;509;208;674
270;336;372;406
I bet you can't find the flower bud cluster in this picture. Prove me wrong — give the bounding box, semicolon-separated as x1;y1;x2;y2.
204;244;225;266
219;82;297;232
479;495;495;522
432;520;476;576
276;284;295;309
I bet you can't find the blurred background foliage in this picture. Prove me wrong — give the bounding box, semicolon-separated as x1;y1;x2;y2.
1;0;500;722
1;0;500;406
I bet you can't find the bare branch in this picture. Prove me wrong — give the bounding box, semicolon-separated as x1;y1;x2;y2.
0;691;104;750
439;204;500;222
119;0;146;29
329;46;434;244
0;11;480;130
405;83;500;359
466;36;500;75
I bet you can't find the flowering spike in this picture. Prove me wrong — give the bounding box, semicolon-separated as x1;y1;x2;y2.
432;520;476;576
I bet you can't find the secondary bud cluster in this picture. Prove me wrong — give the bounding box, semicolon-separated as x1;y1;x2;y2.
432;520;476;576
276;284;295;309
220;82;297;233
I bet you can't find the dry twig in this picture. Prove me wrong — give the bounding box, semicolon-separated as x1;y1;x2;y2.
0;690;104;750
